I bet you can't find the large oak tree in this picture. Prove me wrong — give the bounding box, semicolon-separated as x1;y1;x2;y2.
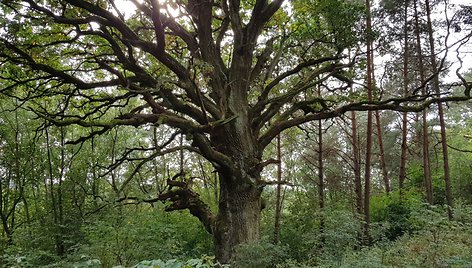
0;0;470;263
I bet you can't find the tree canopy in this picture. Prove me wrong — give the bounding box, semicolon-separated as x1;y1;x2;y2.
1;0;472;264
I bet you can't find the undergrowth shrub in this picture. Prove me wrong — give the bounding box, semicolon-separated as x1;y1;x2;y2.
231;239;288;268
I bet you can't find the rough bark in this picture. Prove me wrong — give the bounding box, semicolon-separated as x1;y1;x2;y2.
153;167;262;264
1;0;470;263
215;177;262;263
208;118;263;262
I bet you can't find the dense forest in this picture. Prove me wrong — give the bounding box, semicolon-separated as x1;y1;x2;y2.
1;0;472;267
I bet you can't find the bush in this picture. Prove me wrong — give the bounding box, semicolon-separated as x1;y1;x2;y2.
231;239;289;268
79;206;212;267
370;190;421;241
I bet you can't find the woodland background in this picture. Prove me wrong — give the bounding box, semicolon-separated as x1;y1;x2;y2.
1;0;472;267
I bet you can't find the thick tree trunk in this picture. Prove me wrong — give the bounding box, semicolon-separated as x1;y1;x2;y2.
160;159;263;264
205;100;263;263
214;176;262;263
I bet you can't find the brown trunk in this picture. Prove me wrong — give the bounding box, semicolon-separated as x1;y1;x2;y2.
317;118;325;242
424;0;453;219
364;113;373;245
348;48;363;216
363;0;374;245
214;176;262;263
413;0;433;204
422;112;433;204
351;111;363;215
208;93;263;263
375;111;390;193
399;117;409;193
273;134;282;244
399;0;410;196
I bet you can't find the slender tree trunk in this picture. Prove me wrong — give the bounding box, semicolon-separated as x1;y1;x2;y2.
45;126;59;255
0;181;14;245
363;88;373;244
317;118;325;244
348;46;362;218
214;172;219;205
57;127;65;256
424;0;453;219
273;134;282;244
110;129;119;194
91;136;98;209
198;158;212;201
399;0;410;196
413;0;433;204
375;111;390;193
399;113;409;193
351;111;363;215
179;133;185;174
152;127;166;195
363;0;374;245
0;216;13;245
22;195;30;224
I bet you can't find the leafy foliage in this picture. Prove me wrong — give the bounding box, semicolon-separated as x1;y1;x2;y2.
1;0;472;266
133;255;220;268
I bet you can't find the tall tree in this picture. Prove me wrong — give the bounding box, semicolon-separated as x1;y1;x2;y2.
399;0;410;196
413;0;433;204
317;106;325;242
351;110;363;216
0;0;469;262
424;0;453;219
363;0;375;245
0;103;26;245
375;112;390;193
